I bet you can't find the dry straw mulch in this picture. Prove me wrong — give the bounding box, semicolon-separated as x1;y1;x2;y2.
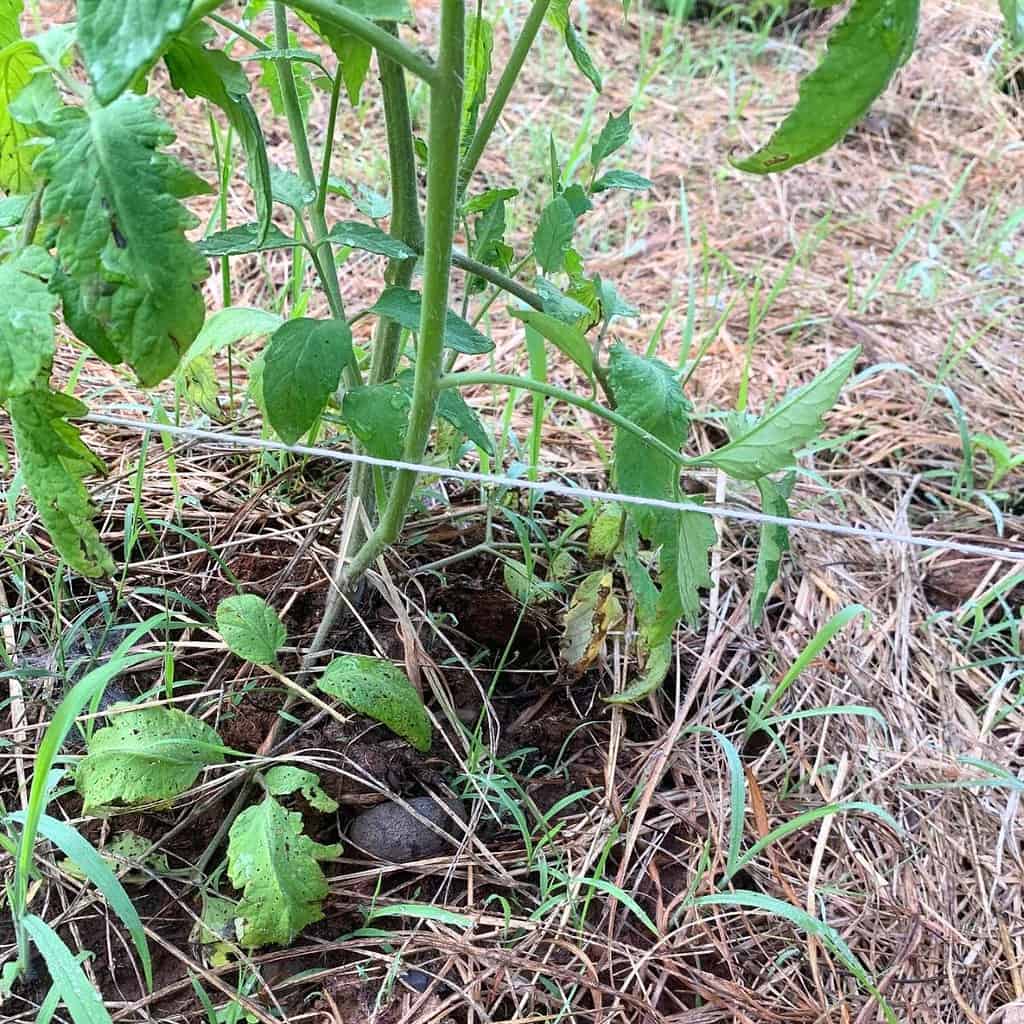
2;1;1023;1022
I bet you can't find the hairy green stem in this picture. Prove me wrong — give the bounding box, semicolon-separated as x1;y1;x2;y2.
459;0;551;192
448;249;544;310
440;371;687;466
307;0;466;653
210;12;268;49
281;0;437;83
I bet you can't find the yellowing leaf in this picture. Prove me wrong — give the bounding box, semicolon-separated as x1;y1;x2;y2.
0;39;43;192
503;558;559;606
561;570;624;673
76;706;225;814
318;654;432;753
227;795;339;947
8;388;114;577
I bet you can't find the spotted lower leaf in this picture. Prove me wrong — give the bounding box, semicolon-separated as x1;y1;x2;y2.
227;795;340;947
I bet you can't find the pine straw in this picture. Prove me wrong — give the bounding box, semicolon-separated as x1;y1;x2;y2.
2;1;1024;1022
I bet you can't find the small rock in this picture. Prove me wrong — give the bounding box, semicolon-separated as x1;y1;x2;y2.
347;795;467;862
401;969;432;993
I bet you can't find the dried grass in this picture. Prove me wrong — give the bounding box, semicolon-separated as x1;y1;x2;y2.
2;1;1023;1022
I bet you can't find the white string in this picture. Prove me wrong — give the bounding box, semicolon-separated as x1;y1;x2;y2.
83;412;1024;565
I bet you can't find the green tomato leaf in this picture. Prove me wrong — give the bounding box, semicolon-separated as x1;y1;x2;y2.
608;344;688;534
265;765;339;813
369;286;494;354
0;247;57;402
533;196;576;274
510;308;594;381
78;0;193;104
588;505;623;559
436;388;493;455
318;654;432;752
461;12;493;148
76;706;226;814
341;382;410;460
654;506;716;633
607;345;709;635
36;94;208;385
270;165;316;212
325;220;417;258
733;0;920;174
178;306;282;377
316;0;411;17
463;186;518;214
471;197;507;268
0;193;29;227
0;1;22;47
751;474;794;626
591;169;653;193
0;40;44;192
227;794;339;947
533;279;591;322
604;639;672;705
263;317;352;444
216;594;287;665
591;107;633;170
8;388;114;577
548;0;602;92
198;224;298;257
259;33;312;122
164;35;272;244
703;347;860;480
292;6;375;104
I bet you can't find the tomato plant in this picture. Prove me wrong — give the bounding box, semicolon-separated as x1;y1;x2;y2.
1;0;1014;1013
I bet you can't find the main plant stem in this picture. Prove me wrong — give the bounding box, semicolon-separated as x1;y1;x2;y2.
341;31;426;577
306;0;466;661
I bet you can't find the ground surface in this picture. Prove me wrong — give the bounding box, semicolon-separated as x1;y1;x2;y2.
2;1;1023;1022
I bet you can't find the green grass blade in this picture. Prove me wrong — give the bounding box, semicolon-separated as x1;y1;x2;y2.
767;604;869;712
21;914;113;1024
687;891;896;1023
14;651;154;912
721;800;899;883
9;812;151;989
364;903;472;929
685;727;746;877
